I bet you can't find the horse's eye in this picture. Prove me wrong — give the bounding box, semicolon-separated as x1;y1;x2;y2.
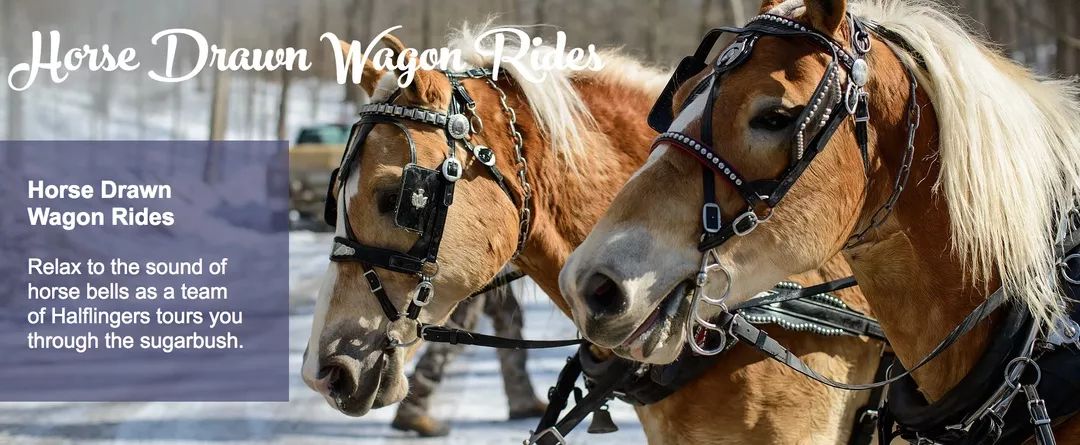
749;109;795;131
377;191;398;214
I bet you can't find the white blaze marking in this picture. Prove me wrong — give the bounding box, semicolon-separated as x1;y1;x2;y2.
303;160;380;381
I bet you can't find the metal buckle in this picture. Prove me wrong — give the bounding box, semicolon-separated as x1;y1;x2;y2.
732;211;759;236
412;279;434;307
441;157;462;182
525;427;566;445
854;91;870;123
363;269;383;292
702;203;722;233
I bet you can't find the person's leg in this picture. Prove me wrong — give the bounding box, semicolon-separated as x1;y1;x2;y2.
392;295;484;436
482;287;547;419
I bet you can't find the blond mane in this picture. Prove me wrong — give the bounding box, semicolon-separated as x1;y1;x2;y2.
854;0;1080;327
448;23;668;165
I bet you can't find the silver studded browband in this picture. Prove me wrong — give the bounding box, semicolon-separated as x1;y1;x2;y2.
358;103;450;127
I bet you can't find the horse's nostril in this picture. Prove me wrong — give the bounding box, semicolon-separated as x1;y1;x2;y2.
320;357;359;398
583;273;628;318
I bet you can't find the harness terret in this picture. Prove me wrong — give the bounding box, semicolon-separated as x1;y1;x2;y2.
324;69;579;351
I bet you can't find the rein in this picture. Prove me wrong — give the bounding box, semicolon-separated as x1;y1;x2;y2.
324;68;581;352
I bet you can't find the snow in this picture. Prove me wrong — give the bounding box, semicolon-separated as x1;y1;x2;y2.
0;231;647;444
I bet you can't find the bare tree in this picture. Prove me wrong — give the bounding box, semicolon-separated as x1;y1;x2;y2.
646;0;662;59
245;75;258;138
534;0;544;24
343;0;373;107
311;0;329;121
3;0;24;141
727;0;747;26
1055;0;1078;75
208;18;232;141
206;8;233;184
93;6;117;138
699;0;714;37
278;20;300;142
421;0;433;49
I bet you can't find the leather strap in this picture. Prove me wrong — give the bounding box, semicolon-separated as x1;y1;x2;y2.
719;285;1006;390
530;352;638;445
418;324;583;349
469;269;527;297
734;276;859;310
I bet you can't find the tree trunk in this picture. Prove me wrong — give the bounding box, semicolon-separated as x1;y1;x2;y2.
277;20;300;142
245;75;258;138
728;0;746;26
171;67;184;139
646;0;662;60
699;0;714;37
94;7;115;138
3;0;24;141
1056;0;1078;75
311;0;328;121
421;0;433;49
208;18;232;141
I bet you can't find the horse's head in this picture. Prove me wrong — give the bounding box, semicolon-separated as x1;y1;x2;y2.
562;0;894;363
302;35;523;416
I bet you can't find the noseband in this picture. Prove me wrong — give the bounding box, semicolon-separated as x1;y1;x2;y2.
324;69;533;348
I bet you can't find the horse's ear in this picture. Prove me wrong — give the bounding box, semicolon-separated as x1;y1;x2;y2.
378;34;447;105
338;40;383;96
802;0;847;35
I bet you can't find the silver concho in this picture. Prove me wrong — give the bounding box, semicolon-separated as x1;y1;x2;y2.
851;59;869;87
447;114;470;140
472;144;496;167
410;188;429;209
718;40;747;67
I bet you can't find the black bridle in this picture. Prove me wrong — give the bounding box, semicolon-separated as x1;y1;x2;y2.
647;13;886;252
323;69;579;351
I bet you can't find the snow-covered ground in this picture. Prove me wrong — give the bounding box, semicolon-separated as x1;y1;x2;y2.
0;231;646;445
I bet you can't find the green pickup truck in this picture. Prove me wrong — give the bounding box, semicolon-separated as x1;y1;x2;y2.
289;124;349;225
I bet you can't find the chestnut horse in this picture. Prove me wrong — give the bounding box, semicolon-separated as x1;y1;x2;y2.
563;0;1080;442
301;26;879;443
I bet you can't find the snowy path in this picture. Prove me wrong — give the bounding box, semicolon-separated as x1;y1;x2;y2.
0;232;646;444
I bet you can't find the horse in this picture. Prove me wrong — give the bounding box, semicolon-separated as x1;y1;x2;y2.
561;0;1080;442
300;25;881;444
